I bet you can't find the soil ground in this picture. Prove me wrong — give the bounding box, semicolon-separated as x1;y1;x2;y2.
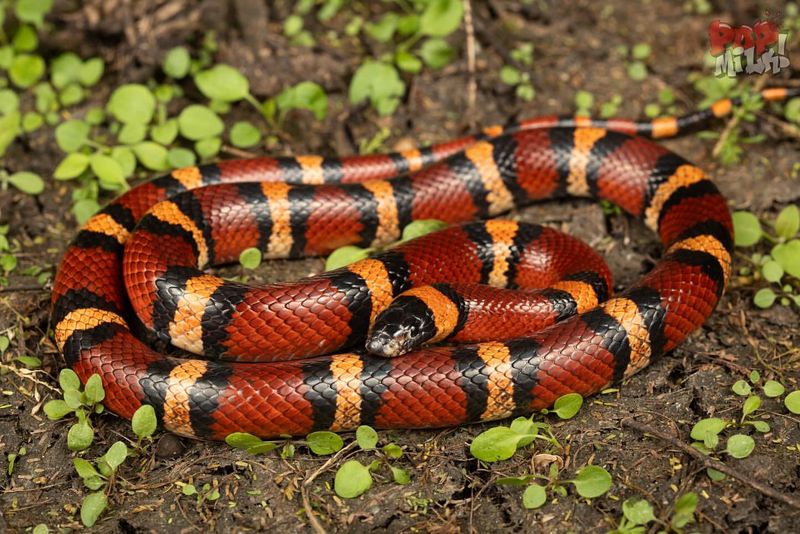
1;1;799;532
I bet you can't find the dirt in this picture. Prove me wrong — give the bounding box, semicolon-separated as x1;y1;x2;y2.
1;0;799;532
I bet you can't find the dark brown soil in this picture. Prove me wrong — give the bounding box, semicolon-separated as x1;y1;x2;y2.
1;1;799;532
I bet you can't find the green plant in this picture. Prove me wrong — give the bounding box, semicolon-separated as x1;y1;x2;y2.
225;425;410;499
499;43;535;102
73;440;128;527
43;369;105;451
176;480;221;508
732;204;800;309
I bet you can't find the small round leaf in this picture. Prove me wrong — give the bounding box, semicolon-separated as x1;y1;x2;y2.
334;460;372;498
522;484;547;509
725;434;755;458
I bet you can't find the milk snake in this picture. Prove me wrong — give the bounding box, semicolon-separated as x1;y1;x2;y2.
51;87;799;440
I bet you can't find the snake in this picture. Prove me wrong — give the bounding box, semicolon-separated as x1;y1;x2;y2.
50;87;799;440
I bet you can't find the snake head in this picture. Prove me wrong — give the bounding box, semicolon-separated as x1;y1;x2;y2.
365;298;437;358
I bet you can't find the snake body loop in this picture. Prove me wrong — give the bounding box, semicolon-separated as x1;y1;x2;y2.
51;88;798;439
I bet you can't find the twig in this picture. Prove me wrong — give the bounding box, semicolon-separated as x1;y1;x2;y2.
221;145;259;159
462;0;477;122
621;418;800;510
300;440;359;534
711;77;767;158
0;285;46;294
754;109;800;141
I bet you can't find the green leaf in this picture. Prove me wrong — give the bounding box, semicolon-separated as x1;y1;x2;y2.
53;152;89;180
689;418;726;447
194;64;250;102
50;52;82;88
382;443;403;459
55;119;90;153
390;465;410;485
84;374;105;404
239;248;262;269
111;146;136;177
8;172;44;195
395;51;422;73
43;399;72;420
771;239;800;278
509;417;539;446
68;421;94;451
725;434;755;458
163;47;191;79
306;431;344;455
195;137;221;159
753;288;776;309
401;219;447;241
552;393;583;419
325;245;370;271
151;119;179;145
775;205;800;239
59;83;84;106
90;154;127;190
85;107;105;126
732;379;751;396
0;89;20;115
364;13;398;42
742;395;761;418
732;211;762;247
622;498;655;525
107;84;156;124
22;111;43;132
117;122;147;144
230;121;261;148
276;81;328;121
785;97;800;123
178;105;224;140
522;484;547;509
0;336;9;353
500;65;521;86
0;45;13;70
626;61;647;81
12;25;37;52
469;426;529;462
763;380;785;398
571;465;612;498
14;0;53;26
79;58;104;87
784;390;800;414
419;0;463;37
707;467;726;481
672;492;697;528
80;491;107;528
0;112;21;157
131;404;157;438
73;199;101;225
59;368;81;391
348;60;405;117
225;432;263;450
132;142;169;171
749;420;770;433
334;460;372;498
103;441;128;471
632;43;652;59
283;14;303;37
761;261;783;283
32;525;49;534
179;482;197;496
356;425;378;450
167;148;196;169
496;475;535;486
73;458;99;479
14;355;42;368
418;38;455;69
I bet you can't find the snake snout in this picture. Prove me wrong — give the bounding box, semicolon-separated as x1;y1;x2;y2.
366;307;432;357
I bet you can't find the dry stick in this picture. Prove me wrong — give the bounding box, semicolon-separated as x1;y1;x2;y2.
462;0;477;121
711;76;767;158
300;440;359;534
621;418;800;510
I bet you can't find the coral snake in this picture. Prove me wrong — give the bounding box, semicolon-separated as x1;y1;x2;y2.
51;87;799;440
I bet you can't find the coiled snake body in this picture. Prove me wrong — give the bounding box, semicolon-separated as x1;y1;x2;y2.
51;88;798;440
